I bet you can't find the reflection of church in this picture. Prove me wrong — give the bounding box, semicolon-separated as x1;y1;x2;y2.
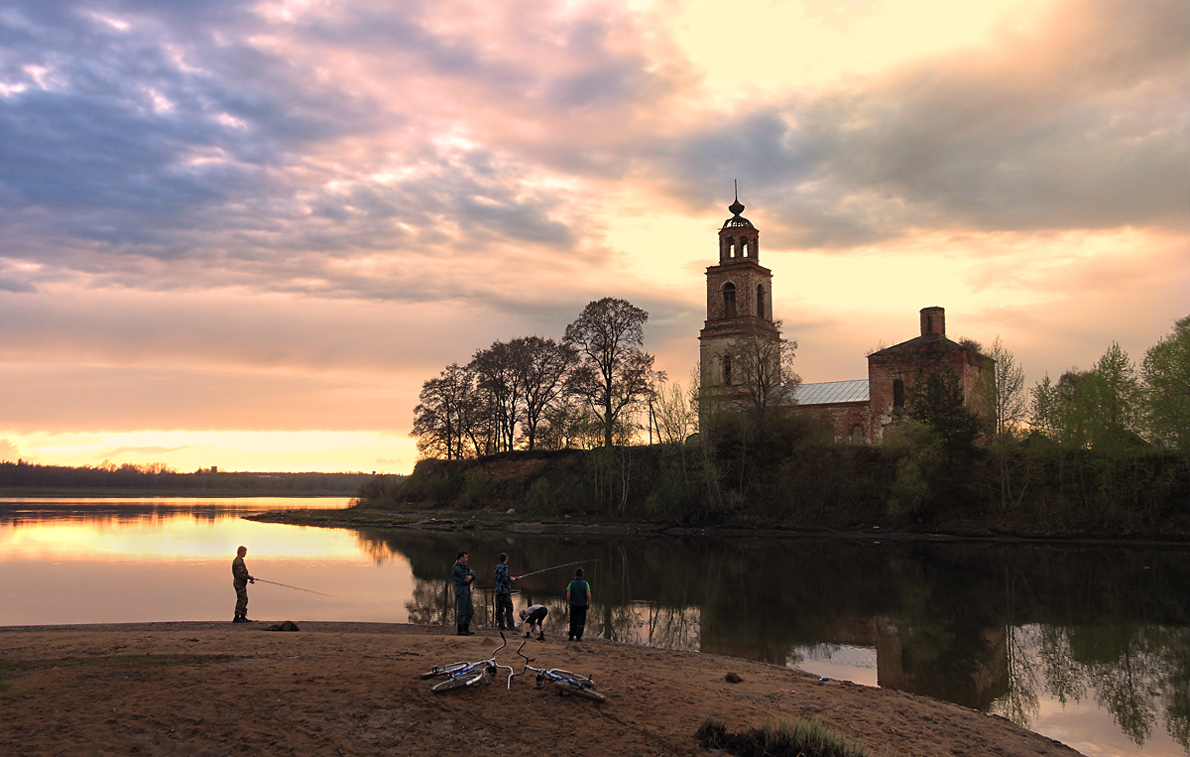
795;617;1010;711
698;194;992;443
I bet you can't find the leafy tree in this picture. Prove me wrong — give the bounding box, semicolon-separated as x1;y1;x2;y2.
1089;342;1143;447
564;298;656;448
1030;342;1143;450
1143;315;1190;450
906;369;985;450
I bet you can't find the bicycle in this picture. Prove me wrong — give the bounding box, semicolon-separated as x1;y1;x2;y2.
515;641;606;702
419;632;515;692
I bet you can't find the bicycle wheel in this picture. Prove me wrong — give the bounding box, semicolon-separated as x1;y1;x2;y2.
554;679;605;702
431;668;486;692
419;661;468;679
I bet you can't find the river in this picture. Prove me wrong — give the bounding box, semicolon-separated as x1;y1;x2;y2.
1;497;1187;756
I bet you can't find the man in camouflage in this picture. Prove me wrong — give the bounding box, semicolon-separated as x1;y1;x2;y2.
452;550;475;635
232;545;255;623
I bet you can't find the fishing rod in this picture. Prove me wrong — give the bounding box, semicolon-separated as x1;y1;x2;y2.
513;559;590;581
254;578;338;599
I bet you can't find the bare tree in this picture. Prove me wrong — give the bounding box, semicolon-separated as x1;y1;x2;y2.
724;320;800;424
470;340;524;453
653;372;699;445
411;363;478;460
564;298;656;448
986;336;1027;437
514;336;579;450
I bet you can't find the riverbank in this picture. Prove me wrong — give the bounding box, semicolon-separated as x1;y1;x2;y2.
368;447;1190;541
0;621;1080;756
245;505;1190;548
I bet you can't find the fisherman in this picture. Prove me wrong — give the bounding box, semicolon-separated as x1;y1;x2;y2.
519;604;548;641
566;567;591;642
494;552;518;631
452;550;476;636
231;545;255;623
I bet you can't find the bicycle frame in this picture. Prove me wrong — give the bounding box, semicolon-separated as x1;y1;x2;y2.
422;632;516;690
514;641;600;692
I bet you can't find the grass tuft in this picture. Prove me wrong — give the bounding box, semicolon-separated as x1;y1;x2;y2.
696;716;878;757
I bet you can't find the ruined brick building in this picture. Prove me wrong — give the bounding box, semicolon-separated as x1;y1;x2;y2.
698;195;992;443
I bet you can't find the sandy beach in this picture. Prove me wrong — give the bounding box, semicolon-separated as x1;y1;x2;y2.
0;620;1081;756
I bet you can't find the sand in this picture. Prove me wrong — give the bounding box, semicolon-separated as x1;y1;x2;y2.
0;621;1082;756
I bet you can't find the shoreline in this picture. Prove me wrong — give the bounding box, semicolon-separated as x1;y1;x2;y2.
0;620;1082;756
245;506;1190;548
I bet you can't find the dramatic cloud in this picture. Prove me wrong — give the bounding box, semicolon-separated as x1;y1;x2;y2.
0;0;1184;471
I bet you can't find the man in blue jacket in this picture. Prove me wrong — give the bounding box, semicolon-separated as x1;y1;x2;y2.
494;552;517;631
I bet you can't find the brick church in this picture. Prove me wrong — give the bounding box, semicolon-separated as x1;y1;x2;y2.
698;194;992;444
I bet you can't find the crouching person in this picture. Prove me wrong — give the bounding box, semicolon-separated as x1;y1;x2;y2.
519;604;548;641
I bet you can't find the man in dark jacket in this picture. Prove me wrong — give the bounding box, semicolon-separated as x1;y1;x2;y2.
566;567;591;641
452;551;476;635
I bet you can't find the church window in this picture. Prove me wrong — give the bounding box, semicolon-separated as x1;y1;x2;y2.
723;282;737;318
851;425;864;444
729;237;736;258
893;379;905;407
741;241;749;257
723;355;733;386
757;285;765;318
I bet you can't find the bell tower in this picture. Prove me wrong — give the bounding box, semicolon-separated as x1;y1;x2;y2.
698;187;780;400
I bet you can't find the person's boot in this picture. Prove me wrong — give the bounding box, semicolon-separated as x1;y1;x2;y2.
233;615;245;623
537;631;545;641
457;624;467;636
465;623;475;635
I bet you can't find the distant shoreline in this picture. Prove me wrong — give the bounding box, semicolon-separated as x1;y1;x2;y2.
0;488;359;498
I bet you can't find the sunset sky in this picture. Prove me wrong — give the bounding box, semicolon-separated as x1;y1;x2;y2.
1;0;1186;474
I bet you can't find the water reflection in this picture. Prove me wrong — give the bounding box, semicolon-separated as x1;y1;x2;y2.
0;498;411;625
4;499;1189;755
356;528;1190;755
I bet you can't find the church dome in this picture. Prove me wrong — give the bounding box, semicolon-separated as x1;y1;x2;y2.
722;195;754;229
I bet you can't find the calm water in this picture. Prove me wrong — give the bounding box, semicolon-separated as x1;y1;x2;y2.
2;498;1188;757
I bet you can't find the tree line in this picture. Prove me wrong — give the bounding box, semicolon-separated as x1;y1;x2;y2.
0;459;377;494
413;297;698;458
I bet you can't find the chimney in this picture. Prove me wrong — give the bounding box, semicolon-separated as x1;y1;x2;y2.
920;306;945;337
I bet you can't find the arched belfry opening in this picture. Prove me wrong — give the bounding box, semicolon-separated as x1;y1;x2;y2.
723;282;737;318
